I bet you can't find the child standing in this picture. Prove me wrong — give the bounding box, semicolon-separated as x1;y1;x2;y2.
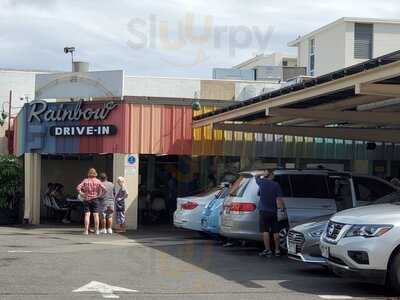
114;176;128;233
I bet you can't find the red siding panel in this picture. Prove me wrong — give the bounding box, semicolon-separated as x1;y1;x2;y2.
123;103;192;155
79;102;125;154
151;105;162;153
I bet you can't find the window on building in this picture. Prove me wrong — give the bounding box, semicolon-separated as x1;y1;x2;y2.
282;60;288;67
308;38;315;76
354;23;373;59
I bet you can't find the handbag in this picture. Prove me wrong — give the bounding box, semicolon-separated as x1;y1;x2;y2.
277;207;288;222
276;198;288;221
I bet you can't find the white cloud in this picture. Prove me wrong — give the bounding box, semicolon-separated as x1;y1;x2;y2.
0;0;399;77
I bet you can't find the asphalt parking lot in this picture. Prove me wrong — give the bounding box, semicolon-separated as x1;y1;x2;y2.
0;226;392;300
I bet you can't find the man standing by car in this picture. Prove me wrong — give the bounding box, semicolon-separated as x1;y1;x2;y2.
256;170;283;257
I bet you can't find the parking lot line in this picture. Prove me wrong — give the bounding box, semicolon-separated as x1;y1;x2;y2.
318;296;353;299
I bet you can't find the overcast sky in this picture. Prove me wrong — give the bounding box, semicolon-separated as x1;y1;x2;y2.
0;0;399;78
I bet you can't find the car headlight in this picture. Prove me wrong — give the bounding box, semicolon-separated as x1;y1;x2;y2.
344;224;393;238
308;229;324;238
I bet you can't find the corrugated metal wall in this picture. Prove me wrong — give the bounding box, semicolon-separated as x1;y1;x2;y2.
121;104;192;154
13;102;192;156
192;107;400;160
193;129;400;160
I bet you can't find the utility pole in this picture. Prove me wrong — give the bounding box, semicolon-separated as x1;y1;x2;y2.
64;47;76;68
8;90;12;132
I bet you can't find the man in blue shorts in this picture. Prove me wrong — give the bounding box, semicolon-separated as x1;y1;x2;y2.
256;170;283;257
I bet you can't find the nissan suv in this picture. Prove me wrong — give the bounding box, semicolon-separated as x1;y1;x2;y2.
320;193;400;293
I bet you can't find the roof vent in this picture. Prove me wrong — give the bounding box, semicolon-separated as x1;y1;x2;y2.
72;61;89;73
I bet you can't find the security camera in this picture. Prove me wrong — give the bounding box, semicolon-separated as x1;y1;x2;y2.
64;47;75;54
192;100;201;111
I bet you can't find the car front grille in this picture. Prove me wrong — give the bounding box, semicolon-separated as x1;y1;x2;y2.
288;230;305;252
326;221;345;240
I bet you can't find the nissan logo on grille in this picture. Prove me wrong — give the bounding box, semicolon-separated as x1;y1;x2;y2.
326;221;345;240
327;223;335;237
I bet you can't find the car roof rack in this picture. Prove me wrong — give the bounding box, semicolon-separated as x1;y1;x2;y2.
240;166;351;176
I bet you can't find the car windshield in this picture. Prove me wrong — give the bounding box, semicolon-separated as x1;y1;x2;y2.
373;191;400;205
229;175;252;197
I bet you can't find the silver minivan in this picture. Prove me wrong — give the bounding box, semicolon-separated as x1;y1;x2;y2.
220;169;357;247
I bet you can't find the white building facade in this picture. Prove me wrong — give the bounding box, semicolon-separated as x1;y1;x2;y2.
289;18;400;76
233;52;297;69
213;52;304;82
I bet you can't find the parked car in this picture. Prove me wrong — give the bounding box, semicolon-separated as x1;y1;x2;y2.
173;187;222;232
287;176;399;264
287;214;334;264
320;193;400;293
201;183;230;236
220;169;398;249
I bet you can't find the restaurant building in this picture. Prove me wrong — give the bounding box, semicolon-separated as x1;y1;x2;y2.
11;66;239;229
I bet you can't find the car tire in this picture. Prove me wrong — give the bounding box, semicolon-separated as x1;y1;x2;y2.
198;231;210;238
387;250;400;295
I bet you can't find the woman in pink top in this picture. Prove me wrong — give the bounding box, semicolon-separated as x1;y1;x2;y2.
77;168;106;235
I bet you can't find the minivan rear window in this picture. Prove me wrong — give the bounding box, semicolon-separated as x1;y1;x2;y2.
290;175;330;198
229;176;251;197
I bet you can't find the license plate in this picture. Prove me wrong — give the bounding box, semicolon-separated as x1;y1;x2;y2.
321;244;330;258
223;218;233;227
288;242;296;254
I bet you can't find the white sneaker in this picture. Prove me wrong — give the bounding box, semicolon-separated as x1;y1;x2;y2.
100;229;107;234
83;231;89;235
107;228;113;235
95;230;100;235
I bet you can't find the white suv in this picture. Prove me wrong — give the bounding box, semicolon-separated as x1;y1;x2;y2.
320;193;400;293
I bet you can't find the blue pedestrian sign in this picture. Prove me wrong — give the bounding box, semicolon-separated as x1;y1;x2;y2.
127;155;136;165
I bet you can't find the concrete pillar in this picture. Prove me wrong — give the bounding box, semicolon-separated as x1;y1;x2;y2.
24;153;41;224
113;153;139;230
352;160;369;175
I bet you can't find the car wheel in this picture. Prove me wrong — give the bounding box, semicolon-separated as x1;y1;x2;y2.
279;227;288;250
387;250;400;295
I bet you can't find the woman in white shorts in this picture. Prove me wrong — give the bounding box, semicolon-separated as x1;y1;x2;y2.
98;173;115;234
